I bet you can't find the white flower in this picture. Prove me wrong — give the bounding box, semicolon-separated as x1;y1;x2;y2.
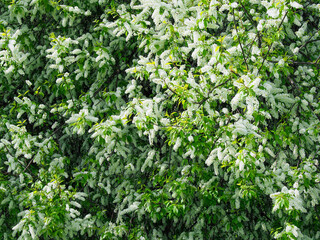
292;47;299;54
173;137;181;151
26;80;32;86
290;1;303;8
193;31;200;43
278;59;285;66
18;69;25;75
227;46;237;54
70;201;82;208
231;93;241;110
265;147;275;157
267;8;280;18
4;65;14;75
220;4;230;11
201;65;212;73
12;220;25;231
29;225;36;239
160;118;170;126
239;161;244;171
205;154;214;166
251;46;260;55
230;2;238;8
222;108;229;114
71;49;82;54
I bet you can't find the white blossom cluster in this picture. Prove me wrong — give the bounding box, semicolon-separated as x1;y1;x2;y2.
1;0;320;239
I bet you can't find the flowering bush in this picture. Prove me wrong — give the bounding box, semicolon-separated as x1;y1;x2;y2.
1;0;320;239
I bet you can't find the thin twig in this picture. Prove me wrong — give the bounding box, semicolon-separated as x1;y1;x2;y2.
2;142;32;174
268;60;320;65
298;26;320;51
258;11;288;75
23;158;34;172
232;9;249;70
288;76;320;122
239;0;262;48
196;70;239;106
2;142;13;157
196;78;231;105
163;79;179;96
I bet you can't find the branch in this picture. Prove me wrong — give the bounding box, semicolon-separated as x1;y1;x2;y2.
23;158;34;173
2;142;33;175
268;60;320;65
232;9;248;70
258;11;288;75
2;143;15;159
298;26;320;51
65;66;80;112
196;78;231;106
239;0;262;48
163;79;179;97
292;61;320;66
196;70;239;106
288;76;320;122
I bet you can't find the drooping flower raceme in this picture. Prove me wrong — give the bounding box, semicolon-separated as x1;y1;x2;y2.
1;0;320;239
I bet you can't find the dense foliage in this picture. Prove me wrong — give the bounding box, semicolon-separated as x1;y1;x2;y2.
1;0;320;239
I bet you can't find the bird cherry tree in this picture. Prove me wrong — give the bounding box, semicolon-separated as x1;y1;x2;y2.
1;0;320;239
